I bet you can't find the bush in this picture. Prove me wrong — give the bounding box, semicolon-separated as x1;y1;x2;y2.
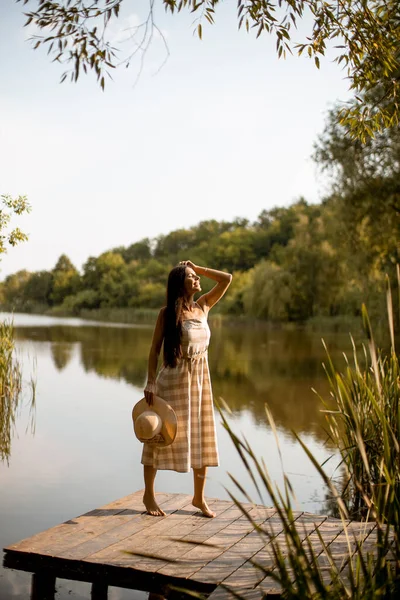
59;290;101;315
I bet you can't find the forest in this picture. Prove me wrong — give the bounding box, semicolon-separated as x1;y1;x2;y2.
1;105;399;324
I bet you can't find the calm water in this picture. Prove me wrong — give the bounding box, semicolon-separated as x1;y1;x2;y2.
0;313;355;599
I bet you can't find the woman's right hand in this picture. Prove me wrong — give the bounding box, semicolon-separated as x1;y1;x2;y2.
144;382;156;406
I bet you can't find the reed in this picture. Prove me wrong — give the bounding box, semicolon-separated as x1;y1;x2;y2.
218;400;399;599
216;271;400;598
318;275;399;526
0;319;23;464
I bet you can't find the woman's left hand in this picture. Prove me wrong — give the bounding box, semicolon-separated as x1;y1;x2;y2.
144;382;157;405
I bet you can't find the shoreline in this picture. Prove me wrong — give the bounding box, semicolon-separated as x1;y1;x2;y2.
0;305;365;334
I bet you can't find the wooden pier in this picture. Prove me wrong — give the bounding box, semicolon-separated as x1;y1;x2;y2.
3;490;379;599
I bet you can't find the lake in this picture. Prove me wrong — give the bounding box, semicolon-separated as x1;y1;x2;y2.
0;312;355;599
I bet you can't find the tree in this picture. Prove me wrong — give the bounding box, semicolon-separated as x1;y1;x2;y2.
0;194;30;256
50;254;81;304
120;239;152;262
23;270;52;307
82;251;125;290
314;105;400;277
0;194;31;309
154;229;195;259
0;270;31;310
17;0;400;139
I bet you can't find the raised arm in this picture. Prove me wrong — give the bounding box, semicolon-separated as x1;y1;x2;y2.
144;307;165;405
180;260;232;311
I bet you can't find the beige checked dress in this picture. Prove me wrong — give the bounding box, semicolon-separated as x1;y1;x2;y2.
141;311;219;473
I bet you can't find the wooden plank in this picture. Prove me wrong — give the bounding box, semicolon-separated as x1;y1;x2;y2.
192;510;279;584
156;505;271;580
253;519;355;595
252;518;377;594
62;496;207;561
220;515;327;590
257;518;350;592
130;502;260;574
207;586;258;600
85;499;233;570
82;493;199;563
109;503;250;574
4;491;389;600
317;521;379;588
192;533;267;585
123;500;230;555
49;493;192;560
22;493;172;558
5;490;161;554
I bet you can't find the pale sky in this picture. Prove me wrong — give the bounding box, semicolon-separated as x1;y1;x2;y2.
0;1;349;278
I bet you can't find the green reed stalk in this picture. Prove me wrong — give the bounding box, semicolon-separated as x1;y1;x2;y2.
0;319;23;464
319;292;399;526
218;399;399;599
214;273;400;599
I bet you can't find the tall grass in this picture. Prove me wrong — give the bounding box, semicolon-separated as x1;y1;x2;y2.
67;306;158;325
219;402;398;599
317;273;399;527
0;320;23;463
0;319;35;464
217;272;400;598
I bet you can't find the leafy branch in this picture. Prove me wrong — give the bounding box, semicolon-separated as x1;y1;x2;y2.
15;1;400;138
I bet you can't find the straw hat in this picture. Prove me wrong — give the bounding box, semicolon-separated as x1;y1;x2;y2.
132;395;177;447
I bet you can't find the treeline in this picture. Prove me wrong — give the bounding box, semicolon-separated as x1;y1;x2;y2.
1;104;399;323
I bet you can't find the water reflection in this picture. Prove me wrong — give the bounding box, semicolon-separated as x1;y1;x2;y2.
2;315;354;599
51;342;74;371
14;320;354;441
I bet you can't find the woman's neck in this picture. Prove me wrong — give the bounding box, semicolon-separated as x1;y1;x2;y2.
183;295;195;311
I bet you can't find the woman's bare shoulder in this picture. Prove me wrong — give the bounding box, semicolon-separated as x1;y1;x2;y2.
196;296;210;315
155;306;167;325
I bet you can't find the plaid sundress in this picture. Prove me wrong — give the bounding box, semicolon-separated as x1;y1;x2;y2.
141;312;219;472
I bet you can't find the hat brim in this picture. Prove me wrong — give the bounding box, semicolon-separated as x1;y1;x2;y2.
132;395;177;447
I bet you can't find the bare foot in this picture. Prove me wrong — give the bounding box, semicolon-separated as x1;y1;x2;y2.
192;498;216;518
143;493;166;516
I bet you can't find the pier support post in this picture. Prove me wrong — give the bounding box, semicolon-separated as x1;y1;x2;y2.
30;572;56;600
91;580;108;599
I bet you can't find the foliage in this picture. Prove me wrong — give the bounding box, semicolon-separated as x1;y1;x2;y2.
219;400;399;599
58;289;100;315
0;193;393;324
0;320;36;465
3;106;400;324
0;194;30;256
216;277;400;598
50;254;81;305
0;321;22;463
314;105;400;277
17;0;400;139
243;261;293;320
319;277;400;526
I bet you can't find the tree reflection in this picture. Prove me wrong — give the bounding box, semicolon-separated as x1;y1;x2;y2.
15;321;356;441
51;342;74;371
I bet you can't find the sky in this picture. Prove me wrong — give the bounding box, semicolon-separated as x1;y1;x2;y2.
0;0;350;278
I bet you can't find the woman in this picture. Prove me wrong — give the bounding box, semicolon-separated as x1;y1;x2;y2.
142;260;232;518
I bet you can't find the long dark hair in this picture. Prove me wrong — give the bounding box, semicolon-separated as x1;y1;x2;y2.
163;265;187;368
